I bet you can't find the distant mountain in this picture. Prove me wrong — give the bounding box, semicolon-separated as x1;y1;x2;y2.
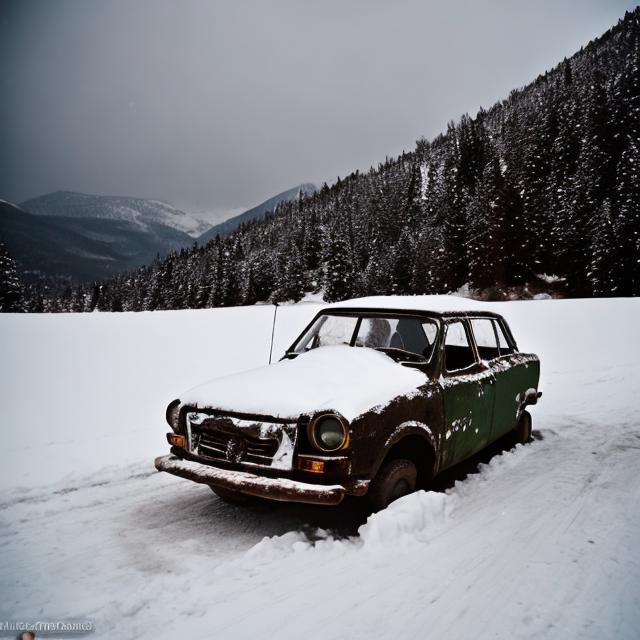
1;186;317;285
0;199;193;282
197;183;316;244
20;191;211;238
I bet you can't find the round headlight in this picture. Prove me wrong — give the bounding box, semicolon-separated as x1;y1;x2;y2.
166;399;181;432
310;415;348;452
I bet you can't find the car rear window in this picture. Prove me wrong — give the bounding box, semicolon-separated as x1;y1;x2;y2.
444;321;476;371
495;321;515;355
470;318;500;360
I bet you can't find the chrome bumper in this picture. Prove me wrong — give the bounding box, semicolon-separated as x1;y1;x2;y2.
155;454;350;505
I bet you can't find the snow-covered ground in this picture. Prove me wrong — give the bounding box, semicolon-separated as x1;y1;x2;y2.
1;298;639;639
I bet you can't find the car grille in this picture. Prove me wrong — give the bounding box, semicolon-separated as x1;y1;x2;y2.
185;412;296;470
197;428;279;466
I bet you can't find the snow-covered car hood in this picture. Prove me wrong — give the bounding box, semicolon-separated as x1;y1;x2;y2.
179;345;427;422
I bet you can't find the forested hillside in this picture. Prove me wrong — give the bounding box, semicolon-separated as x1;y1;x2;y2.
14;9;640;312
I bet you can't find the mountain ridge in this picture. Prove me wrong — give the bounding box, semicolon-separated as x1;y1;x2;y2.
197;183;317;244
1;183;317;284
20;190;211;238
0;200;194;282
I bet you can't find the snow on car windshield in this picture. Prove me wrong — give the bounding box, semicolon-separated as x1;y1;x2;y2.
292;313;438;359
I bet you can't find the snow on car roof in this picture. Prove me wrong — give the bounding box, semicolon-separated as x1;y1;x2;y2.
326;294;494;316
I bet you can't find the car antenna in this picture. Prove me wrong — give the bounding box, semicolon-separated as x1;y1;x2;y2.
268;302;279;365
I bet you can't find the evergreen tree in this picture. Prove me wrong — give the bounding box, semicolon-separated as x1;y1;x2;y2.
411;222;448;294
323;229;353;302
467;155;508;292
0;243;24;312
390;228;416;294
611;140;640;295
588;199;616;296
274;246;305;302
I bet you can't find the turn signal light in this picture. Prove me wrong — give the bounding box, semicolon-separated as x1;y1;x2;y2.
167;433;186;447
297;457;325;473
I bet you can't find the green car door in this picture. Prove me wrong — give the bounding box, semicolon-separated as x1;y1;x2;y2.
439;319;496;469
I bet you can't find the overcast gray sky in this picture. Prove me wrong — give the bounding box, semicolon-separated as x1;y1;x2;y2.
0;0;636;218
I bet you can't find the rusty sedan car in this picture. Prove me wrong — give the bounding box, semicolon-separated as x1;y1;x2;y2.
155;297;541;510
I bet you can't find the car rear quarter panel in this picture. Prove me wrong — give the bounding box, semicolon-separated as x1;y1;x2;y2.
490;353;540;440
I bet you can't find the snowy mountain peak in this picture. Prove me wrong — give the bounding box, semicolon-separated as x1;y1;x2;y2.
20;191;211;238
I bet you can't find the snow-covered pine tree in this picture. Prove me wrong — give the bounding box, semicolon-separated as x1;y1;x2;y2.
410;220;447;294
390;228;416;295
273;246;305;303
514;100;557;275
302;210;321;271
612;140;640;295
440;125;470;291
0;242;24;312
467;155;507;292
588;199;616;296
323;228;354;302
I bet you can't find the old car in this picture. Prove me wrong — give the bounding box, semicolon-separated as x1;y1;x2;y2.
155;296;541;510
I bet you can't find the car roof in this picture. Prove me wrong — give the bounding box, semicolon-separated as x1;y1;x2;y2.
324;295;505;320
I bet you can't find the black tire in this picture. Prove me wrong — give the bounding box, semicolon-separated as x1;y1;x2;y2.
368;459;417;512
211;485;253;505
514;410;532;444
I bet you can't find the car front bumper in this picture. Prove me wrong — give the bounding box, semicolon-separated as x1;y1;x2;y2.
155;454;364;505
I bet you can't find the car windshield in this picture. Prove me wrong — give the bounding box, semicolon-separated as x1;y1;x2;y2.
291;313;438;360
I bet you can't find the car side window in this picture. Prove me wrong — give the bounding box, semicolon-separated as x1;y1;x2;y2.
444;321;476;372
422;322;438;345
421;321;438;360
495;321;515;355
470;318;500;361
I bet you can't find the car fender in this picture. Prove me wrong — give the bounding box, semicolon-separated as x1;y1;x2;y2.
370;420;438;479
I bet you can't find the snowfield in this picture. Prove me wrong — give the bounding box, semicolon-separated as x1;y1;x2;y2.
1;297;639;639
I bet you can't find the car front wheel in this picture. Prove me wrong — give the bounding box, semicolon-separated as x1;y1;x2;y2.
368;459;417;512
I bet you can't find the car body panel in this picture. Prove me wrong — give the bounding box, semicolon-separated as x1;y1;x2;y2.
490;355;541;440
440;368;497;469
